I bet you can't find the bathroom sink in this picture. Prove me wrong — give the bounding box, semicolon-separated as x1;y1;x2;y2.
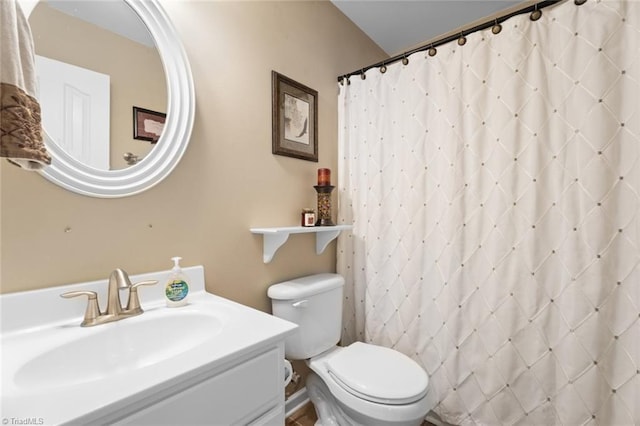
1;265;297;425
13;310;223;389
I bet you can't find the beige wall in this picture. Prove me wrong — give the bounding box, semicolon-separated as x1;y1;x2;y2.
29;3;165;170
0;1;386;313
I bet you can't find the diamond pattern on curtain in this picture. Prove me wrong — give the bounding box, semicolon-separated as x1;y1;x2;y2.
337;1;639;424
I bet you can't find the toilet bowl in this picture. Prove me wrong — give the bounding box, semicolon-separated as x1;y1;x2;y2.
268;274;434;426
306;343;433;426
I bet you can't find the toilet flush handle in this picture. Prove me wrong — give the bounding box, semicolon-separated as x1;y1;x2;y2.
292;300;308;308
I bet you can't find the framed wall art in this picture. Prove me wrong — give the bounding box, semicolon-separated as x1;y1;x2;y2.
133;106;166;143
272;71;318;162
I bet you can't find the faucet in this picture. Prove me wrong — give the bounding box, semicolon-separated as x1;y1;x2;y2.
61;269;157;327
106;268;130;316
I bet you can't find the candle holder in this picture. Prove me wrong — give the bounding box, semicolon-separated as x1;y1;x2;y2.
314;185;335;226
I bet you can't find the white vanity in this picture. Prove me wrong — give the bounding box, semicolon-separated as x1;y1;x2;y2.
0;266;297;425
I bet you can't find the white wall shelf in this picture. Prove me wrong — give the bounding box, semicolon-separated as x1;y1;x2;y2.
250;225;352;263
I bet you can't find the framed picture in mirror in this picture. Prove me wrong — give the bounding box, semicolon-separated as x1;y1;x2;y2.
272;71;318;162
133;106;166;144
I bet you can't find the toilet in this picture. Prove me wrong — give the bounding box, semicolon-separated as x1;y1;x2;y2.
268;273;434;426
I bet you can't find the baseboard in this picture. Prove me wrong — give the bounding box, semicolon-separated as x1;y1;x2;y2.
285;387;309;418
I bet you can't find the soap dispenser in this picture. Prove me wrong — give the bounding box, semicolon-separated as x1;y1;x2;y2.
165;256;189;307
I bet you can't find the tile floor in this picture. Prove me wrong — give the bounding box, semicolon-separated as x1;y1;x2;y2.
285;402;437;426
285;402;317;426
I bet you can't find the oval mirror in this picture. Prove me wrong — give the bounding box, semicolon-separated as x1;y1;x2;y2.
22;0;194;197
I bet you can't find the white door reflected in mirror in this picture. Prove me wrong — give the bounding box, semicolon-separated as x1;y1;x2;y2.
36;55;110;170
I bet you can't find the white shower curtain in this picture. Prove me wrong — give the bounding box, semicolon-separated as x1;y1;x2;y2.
337;1;639;424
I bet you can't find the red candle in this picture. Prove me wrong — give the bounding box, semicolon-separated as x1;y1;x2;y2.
317;168;331;186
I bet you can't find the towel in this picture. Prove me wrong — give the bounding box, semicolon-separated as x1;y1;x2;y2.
0;0;50;170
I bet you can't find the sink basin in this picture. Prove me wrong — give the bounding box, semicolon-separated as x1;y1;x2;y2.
13;310;223;389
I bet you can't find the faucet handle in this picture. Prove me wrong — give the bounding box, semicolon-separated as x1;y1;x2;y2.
125;280;158;314
61;291;101;327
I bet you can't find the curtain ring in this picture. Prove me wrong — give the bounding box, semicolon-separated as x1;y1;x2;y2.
380;64;387;74
530;4;542;21
346;77;351;85
361;69;366;80
402;55;409;66
457;32;467;46
428;44;437;57
492;19;502;34
574;0;587;4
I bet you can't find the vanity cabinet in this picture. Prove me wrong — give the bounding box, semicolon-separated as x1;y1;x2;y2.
111;345;285;425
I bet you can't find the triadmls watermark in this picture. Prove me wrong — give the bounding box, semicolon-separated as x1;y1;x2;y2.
2;418;45;425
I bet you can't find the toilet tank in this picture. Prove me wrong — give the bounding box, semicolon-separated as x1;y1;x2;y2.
268;273;344;360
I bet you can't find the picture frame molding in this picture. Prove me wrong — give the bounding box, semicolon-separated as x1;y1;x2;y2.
271;71;318;162
133;106;166;143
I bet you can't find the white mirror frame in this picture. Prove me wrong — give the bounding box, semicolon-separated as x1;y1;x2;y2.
22;0;195;198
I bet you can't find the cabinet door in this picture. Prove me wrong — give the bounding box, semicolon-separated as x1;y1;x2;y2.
115;348;281;425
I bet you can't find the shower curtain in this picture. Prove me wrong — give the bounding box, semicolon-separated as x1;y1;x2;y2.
337;1;639;424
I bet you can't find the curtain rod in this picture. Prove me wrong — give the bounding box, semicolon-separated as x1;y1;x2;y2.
338;0;580;83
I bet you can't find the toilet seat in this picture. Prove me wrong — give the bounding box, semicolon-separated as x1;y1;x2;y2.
325;342;428;405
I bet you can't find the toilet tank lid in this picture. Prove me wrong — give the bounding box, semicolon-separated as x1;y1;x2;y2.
268;273;344;300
